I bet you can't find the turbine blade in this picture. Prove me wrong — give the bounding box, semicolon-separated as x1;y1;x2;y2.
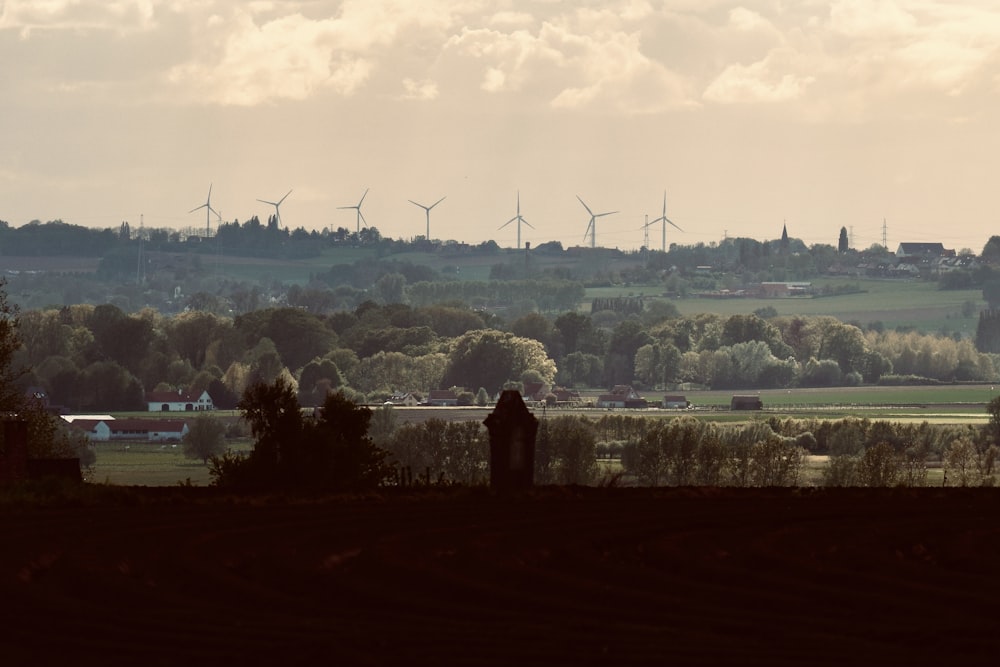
522;218;535;229
499;219;515;230
664;217;683;232
358;188;369;206
576;195;594;216
189;204;205;213
430;196;446;209
278;189;292;204
408;199;423;209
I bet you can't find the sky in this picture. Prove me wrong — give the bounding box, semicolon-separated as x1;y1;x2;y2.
3;0;1000;253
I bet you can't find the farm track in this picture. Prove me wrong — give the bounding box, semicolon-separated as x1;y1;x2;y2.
2;487;1000;666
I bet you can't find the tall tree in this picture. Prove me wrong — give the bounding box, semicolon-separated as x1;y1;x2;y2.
0;278;27;411
441;329;556;392
604;320;652;386
0;278;92;464
838;226;849;253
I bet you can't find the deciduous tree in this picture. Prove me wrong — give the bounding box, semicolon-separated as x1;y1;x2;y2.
442;329;556;392
183;414;227;464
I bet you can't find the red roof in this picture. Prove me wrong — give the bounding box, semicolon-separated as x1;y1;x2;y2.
110;419;187;433
146;390;209;404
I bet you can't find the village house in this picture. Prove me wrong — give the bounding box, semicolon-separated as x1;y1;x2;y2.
385;391;420;407
521;381;551;402
895;242;949;259
662;395;690;409
550;387;583;406
597;385;648;409
935;254;980;274
146;389;215;412
425;389;459;406
756;282;812;298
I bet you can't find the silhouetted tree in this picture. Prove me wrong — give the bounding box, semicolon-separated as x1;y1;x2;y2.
214;379;387;491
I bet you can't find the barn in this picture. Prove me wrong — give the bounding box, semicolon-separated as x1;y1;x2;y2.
730;395;763;411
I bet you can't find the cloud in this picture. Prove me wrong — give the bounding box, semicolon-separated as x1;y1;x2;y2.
703;55;815;104
166;11;367;104
697;1;1000;116
400;77;439;101
0;0;156;37
445;13;691;113
489;11;535;27
9;0;1000;120
164;0;463;105
828;0;917;36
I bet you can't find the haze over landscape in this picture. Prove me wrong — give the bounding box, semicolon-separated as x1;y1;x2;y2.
3;0;999;252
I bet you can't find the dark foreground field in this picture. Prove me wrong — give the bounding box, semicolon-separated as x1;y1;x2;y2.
2;487;1000;666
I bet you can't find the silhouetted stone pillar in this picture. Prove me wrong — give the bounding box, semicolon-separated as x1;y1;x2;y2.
0;419;29;485
484;390;538;490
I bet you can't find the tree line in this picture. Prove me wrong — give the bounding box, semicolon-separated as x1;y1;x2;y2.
10;296;1000;415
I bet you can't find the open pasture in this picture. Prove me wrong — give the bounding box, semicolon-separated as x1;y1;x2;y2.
591;278;984;335
88;438;252;487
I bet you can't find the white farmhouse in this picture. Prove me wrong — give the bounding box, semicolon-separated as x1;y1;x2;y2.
146;389;215;412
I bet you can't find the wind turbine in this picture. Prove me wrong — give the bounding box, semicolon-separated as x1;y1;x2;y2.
339;188;369;233
408;195;446;239
257;189;292;228
189;184;219;238
499;191;534;249
644;191;683;252
577;195;617;249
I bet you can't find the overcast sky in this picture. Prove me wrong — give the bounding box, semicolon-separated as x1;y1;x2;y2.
3;0;999;252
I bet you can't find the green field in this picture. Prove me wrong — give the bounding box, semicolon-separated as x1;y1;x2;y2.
680;384;999;407
588;278;985;335
88;438;252;487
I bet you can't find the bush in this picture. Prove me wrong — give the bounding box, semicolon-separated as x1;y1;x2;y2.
211;380;389;491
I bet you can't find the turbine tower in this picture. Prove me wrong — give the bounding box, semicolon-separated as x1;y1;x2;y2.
189;184;219;238
339;188;369;233
644;190;683;252
408;195;446;239
499;191;534;249
577;195;617;249
257;189;292;228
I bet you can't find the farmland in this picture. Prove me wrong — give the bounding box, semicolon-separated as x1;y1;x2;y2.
87;384;997;487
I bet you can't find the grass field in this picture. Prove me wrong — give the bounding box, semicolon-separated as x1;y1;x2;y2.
588;278;985;335
88;438;252;487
